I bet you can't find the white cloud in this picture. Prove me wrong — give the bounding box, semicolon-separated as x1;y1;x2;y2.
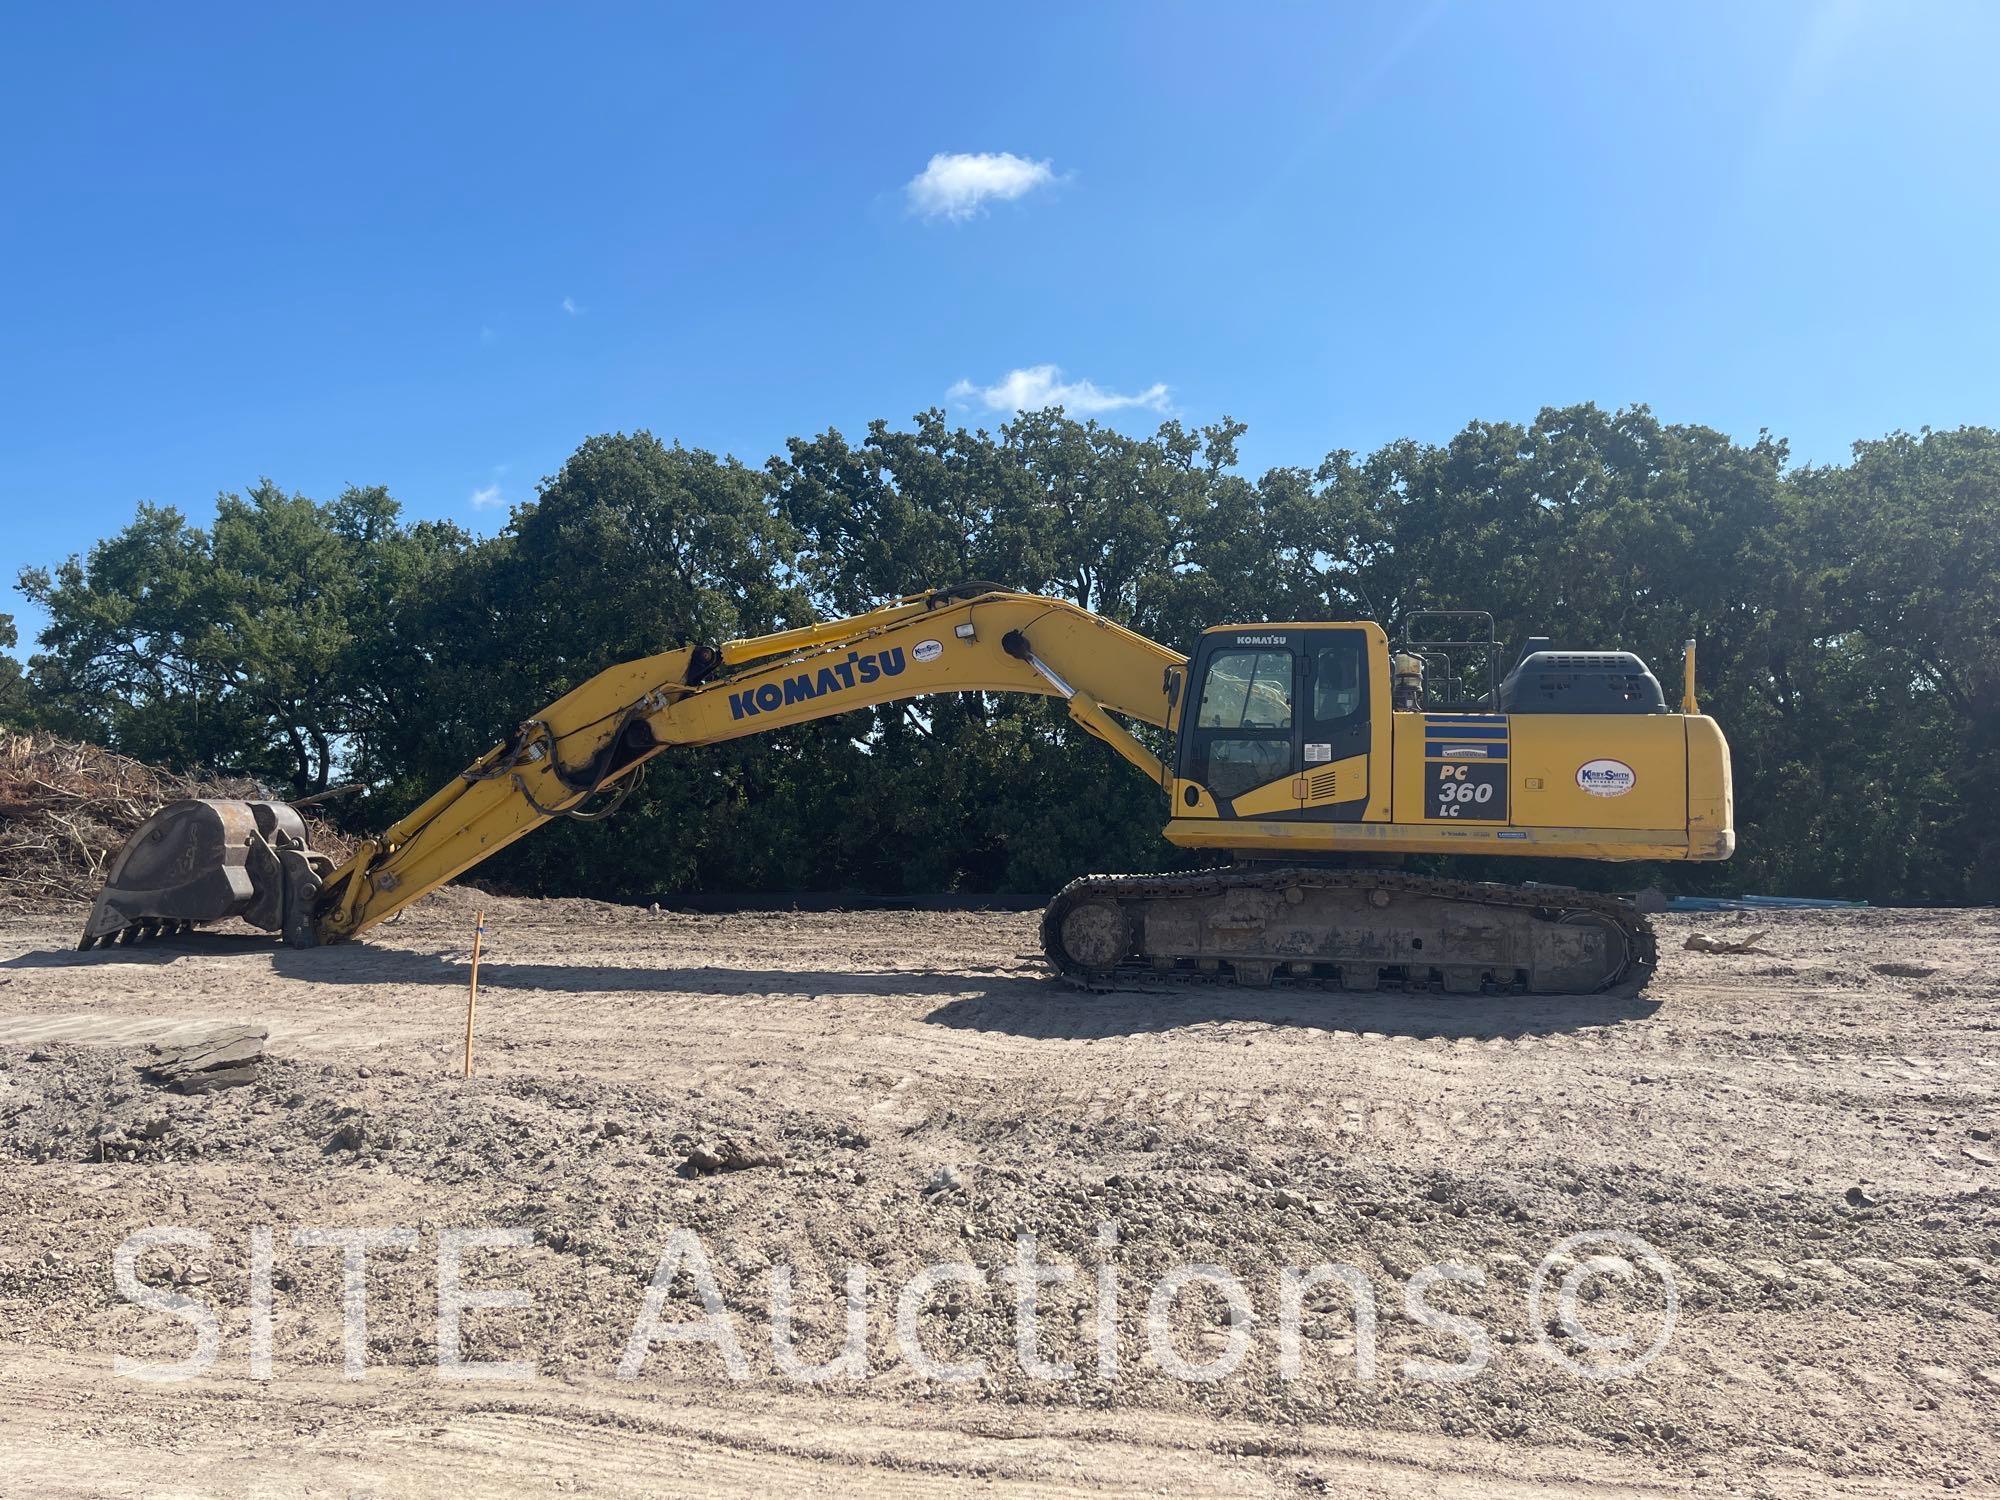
561;296;580;315
470;483;504;510
947;364;1171;417
906;152;1057;222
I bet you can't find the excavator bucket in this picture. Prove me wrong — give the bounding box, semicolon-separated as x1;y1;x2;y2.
79;799;332;950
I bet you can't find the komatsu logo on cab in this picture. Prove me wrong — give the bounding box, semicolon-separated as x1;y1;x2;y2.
727;647;907;720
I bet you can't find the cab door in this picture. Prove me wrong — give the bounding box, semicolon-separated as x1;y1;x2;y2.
1181;637;1299;816
1298;628;1371;819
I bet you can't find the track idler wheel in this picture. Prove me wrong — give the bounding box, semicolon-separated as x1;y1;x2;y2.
1055;900;1130;975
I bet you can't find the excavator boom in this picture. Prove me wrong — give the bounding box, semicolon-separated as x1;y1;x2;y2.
81;587;1182;947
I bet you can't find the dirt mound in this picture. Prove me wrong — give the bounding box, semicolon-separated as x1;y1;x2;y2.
0;731;350;909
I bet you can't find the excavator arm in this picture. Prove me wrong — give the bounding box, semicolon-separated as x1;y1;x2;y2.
79;587;1185;949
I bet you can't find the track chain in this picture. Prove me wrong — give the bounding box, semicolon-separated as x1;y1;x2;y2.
1040;865;1657;996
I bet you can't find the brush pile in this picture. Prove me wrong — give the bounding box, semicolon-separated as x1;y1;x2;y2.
0;732;349;909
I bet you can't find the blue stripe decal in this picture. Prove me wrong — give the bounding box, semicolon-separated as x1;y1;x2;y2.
1424;714;1509;760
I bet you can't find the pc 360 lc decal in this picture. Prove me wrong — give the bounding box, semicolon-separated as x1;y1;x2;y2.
1576;758;1636;797
728;648;906;719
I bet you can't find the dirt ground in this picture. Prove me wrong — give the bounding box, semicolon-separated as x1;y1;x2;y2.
0;893;1996;1497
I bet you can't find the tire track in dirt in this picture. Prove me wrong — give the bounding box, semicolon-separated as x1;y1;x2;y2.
0;1348;1943;1499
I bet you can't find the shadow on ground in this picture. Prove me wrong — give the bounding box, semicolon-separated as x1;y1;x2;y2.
2;932;279;968
4;932;1659;1041
922;987;1659;1042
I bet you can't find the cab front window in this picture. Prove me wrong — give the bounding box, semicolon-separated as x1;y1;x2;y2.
1197;650;1293;730
1192;648;1295;798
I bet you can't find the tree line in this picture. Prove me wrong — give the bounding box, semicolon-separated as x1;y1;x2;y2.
5;403;1995;904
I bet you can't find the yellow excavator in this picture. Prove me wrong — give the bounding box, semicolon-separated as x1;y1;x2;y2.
81;584;1732;994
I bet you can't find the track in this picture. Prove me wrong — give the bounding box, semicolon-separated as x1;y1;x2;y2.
1042;865;1657;994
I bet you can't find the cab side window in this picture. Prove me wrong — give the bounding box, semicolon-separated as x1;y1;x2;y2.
1311;640;1363;725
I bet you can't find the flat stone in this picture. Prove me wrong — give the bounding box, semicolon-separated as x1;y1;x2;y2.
139;1026;268;1093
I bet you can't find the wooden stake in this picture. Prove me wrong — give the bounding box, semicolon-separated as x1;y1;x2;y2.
463;910;486;1078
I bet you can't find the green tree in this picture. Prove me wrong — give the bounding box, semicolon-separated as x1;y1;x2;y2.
1782;427;2000;899
18;409;1993;906
0;613;29;727
18;483;473;795
456;431;823;899
773;412;1015;613
769;408;1229;893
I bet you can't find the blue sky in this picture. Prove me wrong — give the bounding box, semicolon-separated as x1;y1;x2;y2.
4;3;1997;653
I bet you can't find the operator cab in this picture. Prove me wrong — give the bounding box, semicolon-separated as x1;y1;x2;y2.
1170;613;1676;825
1174;622;1381;820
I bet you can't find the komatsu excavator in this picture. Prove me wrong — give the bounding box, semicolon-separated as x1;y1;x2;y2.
82;584;1733;994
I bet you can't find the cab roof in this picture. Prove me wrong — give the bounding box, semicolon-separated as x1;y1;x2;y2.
1199;621;1385;638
